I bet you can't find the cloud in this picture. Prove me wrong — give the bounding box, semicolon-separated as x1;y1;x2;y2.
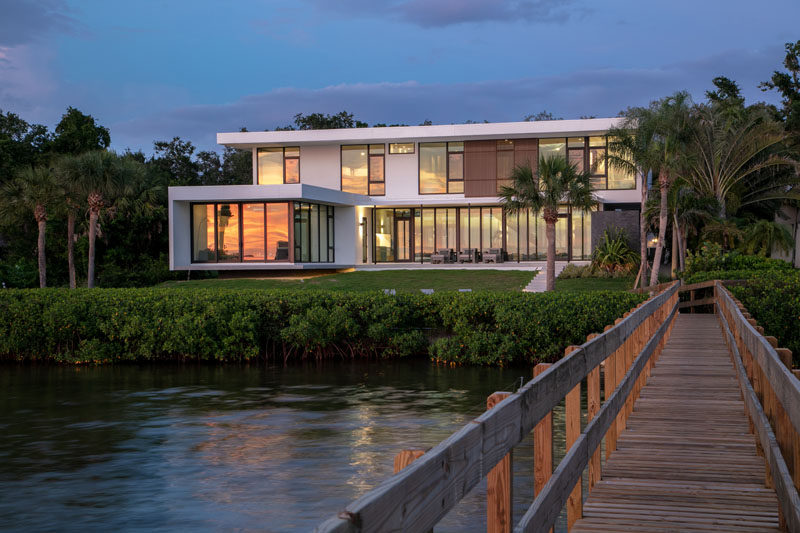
0;0;79;46
300;0;581;28
0;44;59;119
105;45;783;154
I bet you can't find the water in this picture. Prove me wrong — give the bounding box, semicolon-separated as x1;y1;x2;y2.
0;362;569;532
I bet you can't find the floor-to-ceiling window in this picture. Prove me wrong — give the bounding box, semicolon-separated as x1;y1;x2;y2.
371;204;593;263
191;202;294;263
294;202;335;263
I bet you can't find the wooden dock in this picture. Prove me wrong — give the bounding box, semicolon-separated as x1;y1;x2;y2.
316;281;800;533
574;314;781;532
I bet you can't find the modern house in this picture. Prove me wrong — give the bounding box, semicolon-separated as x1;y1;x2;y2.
168;118;643;271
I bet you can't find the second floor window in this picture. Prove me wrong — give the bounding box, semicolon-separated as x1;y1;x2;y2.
257;146;300;185
341;144;385;195
419;142;464;194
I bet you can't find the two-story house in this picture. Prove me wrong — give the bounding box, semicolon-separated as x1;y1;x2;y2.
168;118;641;271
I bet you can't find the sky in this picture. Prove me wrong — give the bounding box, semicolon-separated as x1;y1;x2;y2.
1;0;798;154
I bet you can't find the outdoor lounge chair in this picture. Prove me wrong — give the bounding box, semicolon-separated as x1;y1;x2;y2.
457;248;478;263
430;248;453;264
482;248;504;263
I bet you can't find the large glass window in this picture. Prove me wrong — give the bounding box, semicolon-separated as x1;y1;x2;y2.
266;203;290;260
192;202;292;263
341;145;368;194
419;143;446;194
419;142;464;194
496;140;514;193
293;202;335;263
341;145;385;195
242;203;265;261
539;138;566;161
421;208;435;260
257;147;300;184
192;204;216;262
568;137;585;173
216;204;240;262
506;210;519;261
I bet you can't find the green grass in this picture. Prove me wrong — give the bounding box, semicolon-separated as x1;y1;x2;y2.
555;276;635;292
161;269;537;292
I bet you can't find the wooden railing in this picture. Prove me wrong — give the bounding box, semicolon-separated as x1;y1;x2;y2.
315;282;680;533
716;281;800;531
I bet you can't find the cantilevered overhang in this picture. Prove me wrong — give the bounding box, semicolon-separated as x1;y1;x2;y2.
217;118;625;149
168;184;369;206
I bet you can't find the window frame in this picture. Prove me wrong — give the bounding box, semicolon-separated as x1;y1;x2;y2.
389;142;415;154
340;144;386;196
189;201;293;263
418;141;465;195
256;146;301;185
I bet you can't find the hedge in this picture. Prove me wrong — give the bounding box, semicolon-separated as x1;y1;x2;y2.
729;271;800;363
0;288;645;365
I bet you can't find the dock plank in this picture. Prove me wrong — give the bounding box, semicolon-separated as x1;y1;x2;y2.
573;314;781;533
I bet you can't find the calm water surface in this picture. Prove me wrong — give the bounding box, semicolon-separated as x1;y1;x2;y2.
0;362;569;532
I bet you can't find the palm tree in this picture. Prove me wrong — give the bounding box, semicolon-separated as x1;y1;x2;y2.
499;155;597;291
685;105;800;215
53;154;84;289
73;150;137;288
739;219;795;256
701;219;745;250
0;166;60;287
672;186;719;271
608;126;651;288
609;92;694;287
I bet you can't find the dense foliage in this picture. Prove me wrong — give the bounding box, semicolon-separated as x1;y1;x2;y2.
591;228;639;274
681;242;794;283
729;271;800;362
0;288;644;365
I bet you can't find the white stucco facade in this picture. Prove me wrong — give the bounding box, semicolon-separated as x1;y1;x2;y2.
168;118;643;270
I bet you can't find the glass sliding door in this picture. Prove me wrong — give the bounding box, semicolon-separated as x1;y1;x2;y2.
506;210;518;261
216;203;240;262
421;208;434;261
267;203;290;261
374;209;395;262
395;210;411;261
556;215;569;260
242;203;265;261
192;204;216;262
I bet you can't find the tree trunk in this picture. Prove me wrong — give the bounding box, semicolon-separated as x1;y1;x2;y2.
544;209;557;291
88;208;98;288
671;213;679;279
639;172;648;289
67;211;76;289
679;225;687;272
649;172;669;286
35;207;47;288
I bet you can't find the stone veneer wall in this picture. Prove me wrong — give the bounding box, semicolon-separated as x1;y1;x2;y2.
591;210;641;253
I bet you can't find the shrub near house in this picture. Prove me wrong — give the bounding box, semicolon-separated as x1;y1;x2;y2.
0;288;644;365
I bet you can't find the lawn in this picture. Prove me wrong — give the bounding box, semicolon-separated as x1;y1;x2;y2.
554;276;636;292
161;269;537;292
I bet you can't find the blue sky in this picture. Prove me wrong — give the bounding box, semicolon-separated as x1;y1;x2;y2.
1;0;798;153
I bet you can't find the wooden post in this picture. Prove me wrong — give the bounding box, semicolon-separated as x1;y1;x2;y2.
533;363;553;497
614;318;627;436
586;333;601;492
564;346;582;531
394;449;425;473
603;325;617;458
487;392;512;533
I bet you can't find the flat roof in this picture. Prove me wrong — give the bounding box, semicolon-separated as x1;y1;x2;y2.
217;117;624;149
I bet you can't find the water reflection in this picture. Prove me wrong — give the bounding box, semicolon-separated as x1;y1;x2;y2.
0;361;574;532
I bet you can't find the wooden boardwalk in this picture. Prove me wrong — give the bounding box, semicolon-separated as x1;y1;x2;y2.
574;314;781;532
